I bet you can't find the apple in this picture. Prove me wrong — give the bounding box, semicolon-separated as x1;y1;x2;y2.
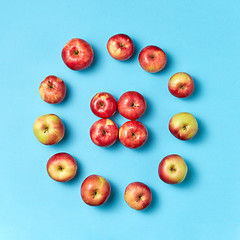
33;114;65;145
118;91;147;120
90;92;117;118
107;34;134;61
119;121;148;149
90;119;118;147
124;182;152;210
61;38;94;70
39;75;66;104
81;174;111;206
169;112;198;140
138;45;167;73
168;72;194;98
158;154;188;184
47;153;77;182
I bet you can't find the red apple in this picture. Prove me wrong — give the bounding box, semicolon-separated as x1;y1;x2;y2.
47;153;77;182
39;75;66;104
33;114;65;145
81;175;111;206
119;121;148;149
158;154;188;184
90;92;117;118
90;119;118;147
118;91;147;120
138;45;167;73
169;112;198;140
124;182;152;210
61;38;94;70
107;34;134;61
168;72;194;98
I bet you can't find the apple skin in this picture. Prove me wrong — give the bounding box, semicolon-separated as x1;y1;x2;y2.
119;121;148;149
107;34;134;61
61;38;94;71
39;75;66;104
158;154;188;184
168;72;194;98
90;119;118;147
138;45;167;73
169;112;198;140
81;175;111;206
33;114;65;145
90;92;117;118
47;153;77;182
118;91;147;120
124;182;152;210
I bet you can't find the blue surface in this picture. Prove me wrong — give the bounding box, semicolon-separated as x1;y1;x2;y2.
0;1;239;239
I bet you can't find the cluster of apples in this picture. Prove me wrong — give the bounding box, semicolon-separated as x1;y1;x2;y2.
90;91;148;149
32;33;199;211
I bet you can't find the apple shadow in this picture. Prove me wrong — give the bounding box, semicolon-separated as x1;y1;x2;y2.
52;118;72;147
174;160;198;189
182;76;203;101
108;109;120;125
133;126;156;153
119;37;141;64
187;117;206;144
53;80;72;107
96;137;123;152
97;180;120;210
139;95;154;122
64;155;83;185
140;186;160;214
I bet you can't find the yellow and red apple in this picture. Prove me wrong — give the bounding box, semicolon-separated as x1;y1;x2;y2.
169;112;198;140
47;153;77;182
158;154;188;184
107;34;134;61
124;182;152;210
138;45;167;73
168;72;194;98
39;75;66;104
81;175;111;206
33;114;65;145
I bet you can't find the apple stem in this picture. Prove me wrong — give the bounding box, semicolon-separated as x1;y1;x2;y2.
74;49;79;55
47;81;53;89
44;127;48;133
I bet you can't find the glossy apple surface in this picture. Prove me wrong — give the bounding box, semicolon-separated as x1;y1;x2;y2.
158;154;188;184
81;175;111;206
119;121;148;149
107;34;134;60
168;72;194;98
33;114;65;145
61;38;94;70
124;182;152;210
90;92;117;118
39;75;66;104
169;112;198;140
47;153;77;182
90;119;118;147
138;45;167;73
118;91;147;120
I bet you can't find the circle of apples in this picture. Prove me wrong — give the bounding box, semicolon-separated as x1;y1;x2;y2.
33;34;198;211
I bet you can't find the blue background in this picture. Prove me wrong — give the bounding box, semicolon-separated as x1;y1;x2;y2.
0;0;239;239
